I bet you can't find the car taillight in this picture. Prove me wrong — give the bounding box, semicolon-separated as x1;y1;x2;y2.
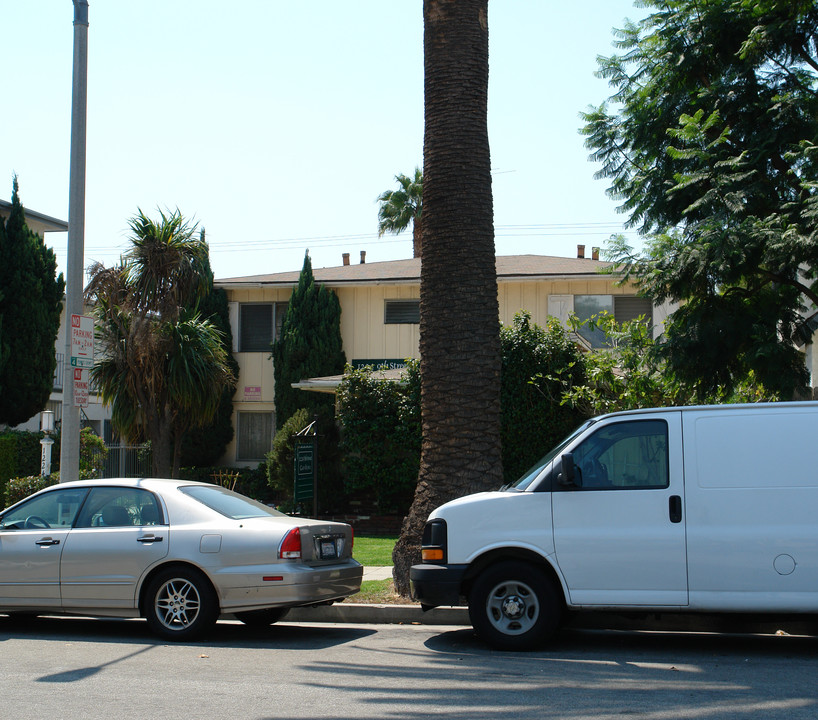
279;527;302;559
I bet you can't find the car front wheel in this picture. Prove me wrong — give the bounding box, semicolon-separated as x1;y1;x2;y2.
143;567;218;640
468;560;562;651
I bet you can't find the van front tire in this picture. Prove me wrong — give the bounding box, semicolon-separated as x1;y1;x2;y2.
468;561;562;651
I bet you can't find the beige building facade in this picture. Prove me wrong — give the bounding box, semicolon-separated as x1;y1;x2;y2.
216;252;662;468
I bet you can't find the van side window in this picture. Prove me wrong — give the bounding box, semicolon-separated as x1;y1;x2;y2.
572;419;668;490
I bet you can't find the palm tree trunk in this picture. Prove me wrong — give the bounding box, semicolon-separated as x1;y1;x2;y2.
393;0;502;596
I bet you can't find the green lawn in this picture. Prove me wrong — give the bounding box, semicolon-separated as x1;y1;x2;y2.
353;535;397;566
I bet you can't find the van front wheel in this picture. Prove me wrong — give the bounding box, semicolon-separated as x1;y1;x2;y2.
468;561;561;651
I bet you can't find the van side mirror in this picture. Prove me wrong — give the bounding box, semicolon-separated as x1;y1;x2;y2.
558;453;579;487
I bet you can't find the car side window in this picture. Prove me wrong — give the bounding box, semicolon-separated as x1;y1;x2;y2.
75;487;164;528
572;419;669;490
0;488;90;530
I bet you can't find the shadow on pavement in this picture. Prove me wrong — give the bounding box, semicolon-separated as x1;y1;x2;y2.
0;613;376;650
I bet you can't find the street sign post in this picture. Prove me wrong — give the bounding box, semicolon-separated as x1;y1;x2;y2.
292;417;319;517
70;314;94;407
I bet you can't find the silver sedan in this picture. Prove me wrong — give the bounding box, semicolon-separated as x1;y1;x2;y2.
0;478;362;639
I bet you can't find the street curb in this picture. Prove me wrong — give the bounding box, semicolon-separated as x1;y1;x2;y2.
286;603;470;625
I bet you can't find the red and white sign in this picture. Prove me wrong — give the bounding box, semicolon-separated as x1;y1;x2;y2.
70;314;95;368
73;367;90;408
244;386;262;401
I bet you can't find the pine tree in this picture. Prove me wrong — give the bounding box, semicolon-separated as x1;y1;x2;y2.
272;252;346;428
0;178;65;426
180;238;238;467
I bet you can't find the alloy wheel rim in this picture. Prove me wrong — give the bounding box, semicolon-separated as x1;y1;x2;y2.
155;578;201;630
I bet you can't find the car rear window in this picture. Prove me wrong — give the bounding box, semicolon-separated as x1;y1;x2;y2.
179;485;287;520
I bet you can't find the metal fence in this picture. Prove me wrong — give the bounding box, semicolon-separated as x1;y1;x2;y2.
91;444;152;478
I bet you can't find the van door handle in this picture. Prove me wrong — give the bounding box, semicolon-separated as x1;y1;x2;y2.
669;495;682;524
35;537;60;546
137;535;163;543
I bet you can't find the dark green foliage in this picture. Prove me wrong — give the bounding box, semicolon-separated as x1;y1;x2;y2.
85;211;235;477
180;280;238;467
266;408;310;506
581;0;818;399
0;178;65;425
0;430;49;483
562;312;775;417
336;361;421;513
272;253;346;429
4;475;58;508
336;315;590;504
266;407;344;514
500;313;587;484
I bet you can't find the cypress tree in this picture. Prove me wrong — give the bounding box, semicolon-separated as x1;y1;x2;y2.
272;252;346;429
0;179;65;426
180;254;238;466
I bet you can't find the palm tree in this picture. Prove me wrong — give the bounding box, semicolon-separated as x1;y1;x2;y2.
377;168;423;258
85;209;235;477
392;0;502;595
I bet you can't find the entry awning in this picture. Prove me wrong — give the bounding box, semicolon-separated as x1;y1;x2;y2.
291;367;407;394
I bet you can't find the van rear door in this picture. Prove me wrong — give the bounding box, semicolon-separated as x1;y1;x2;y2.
552;412;688;606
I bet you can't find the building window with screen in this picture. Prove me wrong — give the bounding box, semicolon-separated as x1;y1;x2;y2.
239;302;288;352
237;411;274;460
574;295;653;348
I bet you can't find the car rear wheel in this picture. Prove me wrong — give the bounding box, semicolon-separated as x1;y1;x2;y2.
234;607;290;627
468;560;562;651
143;567;218;640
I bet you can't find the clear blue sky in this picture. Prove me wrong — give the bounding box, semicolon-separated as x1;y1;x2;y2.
2;1;647;281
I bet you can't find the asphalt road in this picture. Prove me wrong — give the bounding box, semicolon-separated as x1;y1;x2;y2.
2;615;818;720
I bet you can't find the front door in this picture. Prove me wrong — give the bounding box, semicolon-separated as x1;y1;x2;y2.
552;413;688;606
0;487;89;607
60;486;169;609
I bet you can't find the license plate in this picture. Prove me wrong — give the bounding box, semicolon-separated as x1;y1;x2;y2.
320;540;337;559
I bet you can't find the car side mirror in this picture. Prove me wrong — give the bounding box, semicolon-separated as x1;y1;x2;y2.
558;453;579;487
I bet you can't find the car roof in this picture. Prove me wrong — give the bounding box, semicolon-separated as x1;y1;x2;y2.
39;477;213;493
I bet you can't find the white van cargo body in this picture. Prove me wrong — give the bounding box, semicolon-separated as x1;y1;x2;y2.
410;402;818;649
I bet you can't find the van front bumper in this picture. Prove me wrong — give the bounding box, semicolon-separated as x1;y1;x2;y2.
410;563;469;608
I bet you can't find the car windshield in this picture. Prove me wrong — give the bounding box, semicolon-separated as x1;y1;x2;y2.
507;419;595;491
180;485;287;520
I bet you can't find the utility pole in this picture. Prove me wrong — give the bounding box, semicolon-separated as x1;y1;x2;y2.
60;0;89;483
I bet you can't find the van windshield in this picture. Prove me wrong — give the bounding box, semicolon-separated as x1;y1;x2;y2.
508;420;594;491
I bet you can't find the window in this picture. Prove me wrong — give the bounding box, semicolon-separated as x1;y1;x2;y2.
571;419;669;489
180;485;286;519
385;299;420;324
0;487;90;529
574;295;653;348
239;302;288;352
75;487;163;527
237;411;274;460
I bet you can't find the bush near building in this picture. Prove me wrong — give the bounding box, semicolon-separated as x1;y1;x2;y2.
336;313;589;513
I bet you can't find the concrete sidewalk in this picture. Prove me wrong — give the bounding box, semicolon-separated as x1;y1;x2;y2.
285;566;470;626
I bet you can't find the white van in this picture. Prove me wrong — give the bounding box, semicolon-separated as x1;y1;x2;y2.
410;402;818;649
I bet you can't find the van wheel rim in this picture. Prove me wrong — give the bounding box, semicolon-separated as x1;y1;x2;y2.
485;580;539;636
154;578;201;630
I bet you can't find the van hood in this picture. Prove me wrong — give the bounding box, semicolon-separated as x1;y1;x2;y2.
428;490;515;520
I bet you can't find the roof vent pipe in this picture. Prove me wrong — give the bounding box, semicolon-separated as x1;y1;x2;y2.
360;250;366;264
577;244;585;259
342;253;350;266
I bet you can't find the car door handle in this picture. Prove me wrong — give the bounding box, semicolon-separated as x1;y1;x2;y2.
669;495;683;524
137;535;163;543
35;538;60;546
